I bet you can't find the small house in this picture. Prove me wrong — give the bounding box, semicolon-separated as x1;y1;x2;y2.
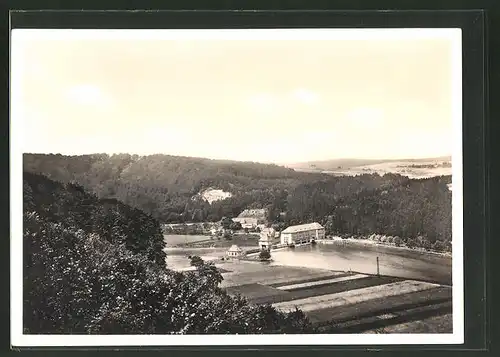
226;244;243;258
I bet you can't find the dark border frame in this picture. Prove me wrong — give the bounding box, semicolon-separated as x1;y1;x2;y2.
5;8;489;354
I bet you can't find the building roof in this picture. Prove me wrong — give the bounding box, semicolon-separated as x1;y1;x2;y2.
281;222;324;234
227;244;243;253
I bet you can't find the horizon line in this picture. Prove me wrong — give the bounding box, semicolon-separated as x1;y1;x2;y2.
22;151;453;165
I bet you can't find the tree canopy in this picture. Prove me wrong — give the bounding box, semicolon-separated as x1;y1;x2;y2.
23;171;314;334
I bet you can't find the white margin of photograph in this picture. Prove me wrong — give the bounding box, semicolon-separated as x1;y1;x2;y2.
10;27;463;347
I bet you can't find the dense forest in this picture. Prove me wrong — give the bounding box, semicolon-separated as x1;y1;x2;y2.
282;174;452;251
23;153;452;250
23;153;321;222
23;172;314;334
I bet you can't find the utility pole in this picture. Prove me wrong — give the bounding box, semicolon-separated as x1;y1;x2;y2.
376;256;380;276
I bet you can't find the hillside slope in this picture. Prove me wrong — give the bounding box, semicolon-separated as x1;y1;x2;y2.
24;171;166;267
22;153;327;222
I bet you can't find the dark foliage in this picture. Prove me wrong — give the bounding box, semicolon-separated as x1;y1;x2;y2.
23;153;324;223
24;172;166;267
23;172;315;334
288;175;452;250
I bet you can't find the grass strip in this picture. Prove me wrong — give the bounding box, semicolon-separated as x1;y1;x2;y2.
225;283;287;299
277;274;368;291
376;313;453;334
268;272;354;288
309;286;451;324
273;279;440;312
317;301;452;333
250;276;400;305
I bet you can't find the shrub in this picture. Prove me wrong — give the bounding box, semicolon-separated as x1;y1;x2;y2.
406;238;416;249
259;250;271;261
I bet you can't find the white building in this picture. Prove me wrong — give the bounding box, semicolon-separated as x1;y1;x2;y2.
258;228;275;251
280;222;325;246
226;244;243;258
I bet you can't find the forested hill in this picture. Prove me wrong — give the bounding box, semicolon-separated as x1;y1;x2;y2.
23;153;327;222
296;175;453;251
23;153;307;190
23;171;166;267
22;172;315;334
23;154;452;247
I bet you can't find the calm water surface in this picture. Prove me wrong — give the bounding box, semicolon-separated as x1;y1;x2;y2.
164;242;452;285
270;244;452;285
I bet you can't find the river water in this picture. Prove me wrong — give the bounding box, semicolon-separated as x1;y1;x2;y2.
164;241;452;285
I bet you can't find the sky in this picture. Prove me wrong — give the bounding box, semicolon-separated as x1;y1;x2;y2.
12;29;460;164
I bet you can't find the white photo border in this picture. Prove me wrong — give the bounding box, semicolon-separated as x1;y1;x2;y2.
10;27;463;347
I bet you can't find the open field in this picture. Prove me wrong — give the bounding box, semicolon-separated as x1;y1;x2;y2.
164;234;211;246
220;264;340;288
321;163;451;179
187;234;260;248
274;273;367;290
165;233;261;248
320;301;452;333
272;279;440;312
249;276;402;306
224;283;289;300
307;286;451;323
289;157;452;179
218;260;452;333
364;313;453;333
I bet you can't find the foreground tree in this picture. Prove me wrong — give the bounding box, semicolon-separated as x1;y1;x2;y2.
24;212;314;334
23;173;315;334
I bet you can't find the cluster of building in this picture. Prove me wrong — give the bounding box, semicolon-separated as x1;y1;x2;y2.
212;208;327;258
226;221;326;258
232;208;268;230
256;222;326;251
